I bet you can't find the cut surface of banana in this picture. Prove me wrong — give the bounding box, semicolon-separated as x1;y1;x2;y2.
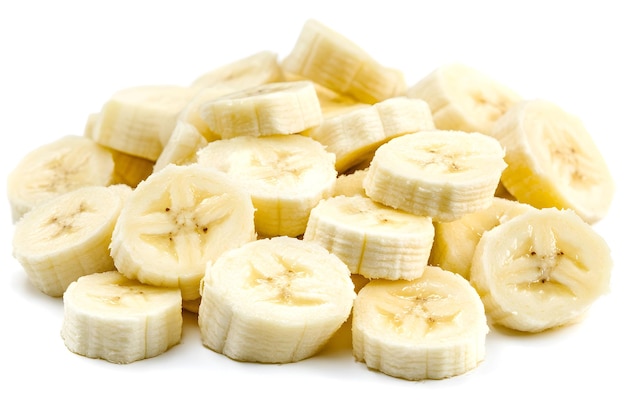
470;207;612;333
363;130;507;222
61;271;183;364
198;236;355;364
352;266;489;380
491;99;614;224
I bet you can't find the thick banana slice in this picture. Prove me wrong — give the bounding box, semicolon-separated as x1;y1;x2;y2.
491;99;614;224
363;130;507;222
7;135;115;222
196;134;336;237
198;236;355;364
110;164;256;301
61;271;182;364
282;19;406;104
407;62;522;134
303;195;434;280
153;121;207;172
12;185;127;297
352;266;489;380
199;80;322;139
469;208;612;333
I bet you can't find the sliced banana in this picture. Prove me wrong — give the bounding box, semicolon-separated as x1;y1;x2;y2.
491;99;614;224
470;207;612;333
198;236;355;364
109;163;256;301
363;130;507;222
153;121;208;172
333;168;368;198
352;266;489;380
176;85;238;141
61;271;182;364
303;195;434;280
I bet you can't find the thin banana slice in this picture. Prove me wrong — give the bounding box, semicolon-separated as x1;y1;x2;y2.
363;130;507;222
198;236;355;364
491;99;614;224
469;208;612;333
153;121;208;172
110;164;256;301
61;271;182;364
352;266;489;380
303;195;434;280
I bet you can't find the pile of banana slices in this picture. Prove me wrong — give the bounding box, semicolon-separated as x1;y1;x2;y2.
8;19;614;381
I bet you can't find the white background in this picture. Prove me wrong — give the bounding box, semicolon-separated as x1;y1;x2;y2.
1;1;624;415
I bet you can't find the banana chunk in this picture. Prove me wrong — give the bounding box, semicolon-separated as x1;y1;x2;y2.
198;236;355;364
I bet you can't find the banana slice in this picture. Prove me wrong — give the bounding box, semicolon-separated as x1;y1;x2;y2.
308;96;435;173
110;163;256;301
199;80;322;139
352;266;489;380
303;195;434;280
198;236;355;364
7;135;115;222
177;85;239;141
469;207;612;333
12;185;126;297
61;271;182;364
153;121;207;172
196;134;336;237
406;62;522;134
363;130;507;222
333;168;368;198
491;99;615;224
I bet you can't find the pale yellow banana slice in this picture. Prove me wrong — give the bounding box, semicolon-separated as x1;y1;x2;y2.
352;266;489;380
7;135;115;222
12;185;126;297
470;208;612;333
282;19;406;104
196;134;336;237
333;168;368;198
491;99;614;224
303;195;434;280
61;271;182;364
363;130;507;222
110;164;256;301
308;96;435;173
198;236;355;364
153;121;208;172
407;62;522;134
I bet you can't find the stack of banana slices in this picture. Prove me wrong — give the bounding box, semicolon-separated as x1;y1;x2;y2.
8;19;614;380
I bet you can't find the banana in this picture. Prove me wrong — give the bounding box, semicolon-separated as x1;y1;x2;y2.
491;99;615;224
197;236;355;364
61;271;183;364
303;195;434;280
429;197;536;279
12;185;127;297
363;130;507;222
6;135;115;222
196;134;337;238
469;207;612;333
308;96;435;173
352;265;489;380
176;85;237;141
282;19;406;104
153;121;208;172
333;168;368;198
199;80;323;139
109;163;257;301
406;62;522;134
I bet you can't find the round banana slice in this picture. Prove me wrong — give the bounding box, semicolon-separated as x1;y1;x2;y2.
363;130;507;222
491;99;615;224
198;236;355;364
61;271;182;364
352;266;489;381
470;207;612;333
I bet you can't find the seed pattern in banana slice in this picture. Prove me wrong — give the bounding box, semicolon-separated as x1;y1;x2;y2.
198;236;355;364
352;266;489;381
153;121;208;172
363;130;507;222
61;271;182;364
304;195;434;280
407;62;522;135
196;134;336;237
491;99;614;224
110;163;256;301
469;208;612;333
